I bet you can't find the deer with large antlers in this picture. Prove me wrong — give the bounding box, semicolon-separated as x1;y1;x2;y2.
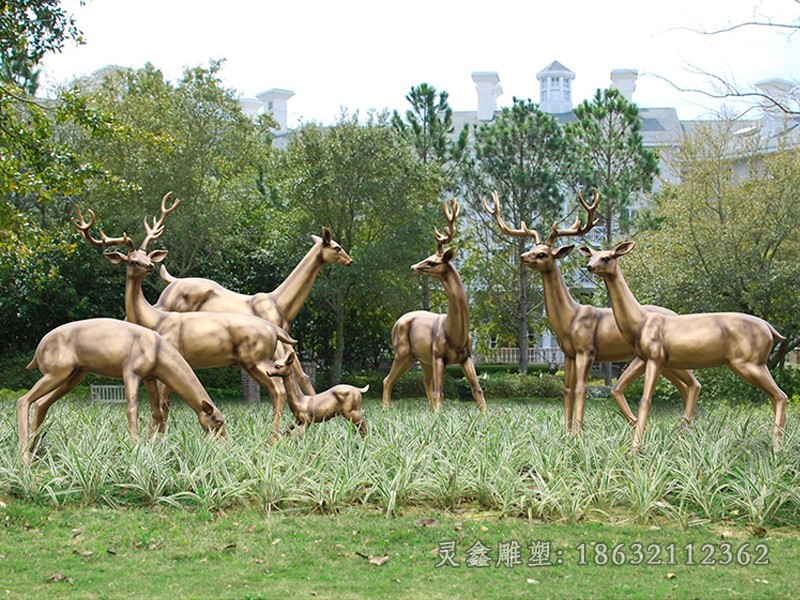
155;226;352;400
74;194;296;436
382;199;487;413
17;318;226;465
484;190;700;433
266;350;369;437
581;241;787;452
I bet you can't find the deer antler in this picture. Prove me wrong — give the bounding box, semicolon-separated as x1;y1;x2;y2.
72;207;135;251
140;192;181;251
482;191;543;244
434;199;460;254
545;189;599;247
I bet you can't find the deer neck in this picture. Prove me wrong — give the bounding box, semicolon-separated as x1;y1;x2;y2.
440;267;470;346
125;271;162;330
268;244;324;324
157;345;212;415
602;266;646;340
282;373;309;415
540;265;580;340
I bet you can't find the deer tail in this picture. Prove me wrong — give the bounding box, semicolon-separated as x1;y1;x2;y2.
768;322;786;342
359;385;370;394
26;356;37;370
159;264;177;284
276;327;297;345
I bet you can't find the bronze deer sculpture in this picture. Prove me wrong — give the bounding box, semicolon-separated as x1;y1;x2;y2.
581;241;788;451
382;199;487;413
74;194;296;436
155;226;352;398
266;350;369;437
17;318;226;465
484;191;700;433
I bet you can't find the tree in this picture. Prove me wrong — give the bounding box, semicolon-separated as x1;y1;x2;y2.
566;88;659;247
463;98;570;373
392;82;468;310
273;112;442;383
626;120;800;367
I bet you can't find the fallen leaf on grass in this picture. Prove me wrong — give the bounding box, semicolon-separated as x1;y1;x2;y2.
271;538;281;546
72;550;93;558
413;518;440;528
527;579;540;585
46;573;73;583
356;552;389;566
245;525;256;534
70;528;81;538
106;550;117;557
666;573;676;580
147;542;163;551
752;527;767;538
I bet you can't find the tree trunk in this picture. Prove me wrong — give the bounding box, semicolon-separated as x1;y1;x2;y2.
240;370;261;404
421;277;430;311
330;298;346;385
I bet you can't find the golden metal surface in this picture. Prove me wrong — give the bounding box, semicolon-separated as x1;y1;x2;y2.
485;191;700;433
17;318;226;464
155;226;352;435
266;350;368;437
75;195;296;437
382;200;487;413
581;241;788;451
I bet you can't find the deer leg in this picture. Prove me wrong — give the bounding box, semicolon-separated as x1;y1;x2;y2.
611;358;644;427
562;357;576;433
122;372;142;442
572;352;595;434
32;371;85;436
143;379;165;437
662;368;701;426
247;364;286;442
285;343;316;396
17;372;69;464
633;361;662;453
155;380;173;429
728;361;788;451
347;410;369;437
382;354;414;409
431;358;446;412
460;358;487;414
420;362;434;407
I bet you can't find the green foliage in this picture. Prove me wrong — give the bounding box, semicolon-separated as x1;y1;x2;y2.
626;122;800;366
454;371;563;400
272;112;443;381
462;98;571;371
566;88;659;245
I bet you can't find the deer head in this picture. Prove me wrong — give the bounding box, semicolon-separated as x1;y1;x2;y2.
265;349;296;378
579;241;636;277
73;193;180;280
198;400;227;437
485;190;599;273
312;227;353;267
411;199;459;279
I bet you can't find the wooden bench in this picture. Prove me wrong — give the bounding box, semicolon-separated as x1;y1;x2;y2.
90;384;126;404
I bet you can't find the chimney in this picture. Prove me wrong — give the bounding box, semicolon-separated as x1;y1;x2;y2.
610;69;638;101
256;88;295;131
472;72;502;121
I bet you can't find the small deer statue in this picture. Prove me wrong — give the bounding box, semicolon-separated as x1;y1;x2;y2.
265;350;369;437
382;199;487;413
581;241;788;452
155;226;352;398
17;318;226;465
74;194;296;437
484;190;700;433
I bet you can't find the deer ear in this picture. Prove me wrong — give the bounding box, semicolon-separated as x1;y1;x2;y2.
148;249;168;263
614;241;636;257
553;245;575;260
442;247;457;262
201;400;214;415
103;251;126;264
285;350;296;365
321;227;332;245
577;246;594;258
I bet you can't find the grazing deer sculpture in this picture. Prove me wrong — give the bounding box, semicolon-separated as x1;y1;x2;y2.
382;199;487;413
155;226;352;397
484;191;700;433
74;194;296;437
266;350;369;437
581;241;788;451
17;318;226;465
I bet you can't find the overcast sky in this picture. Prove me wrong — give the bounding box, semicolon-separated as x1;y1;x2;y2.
40;0;798;127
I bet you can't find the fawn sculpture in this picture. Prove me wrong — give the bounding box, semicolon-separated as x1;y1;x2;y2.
484;191;700;433
266;350;369;437
581;241;787;451
155;226;352;398
382;199;487;413
17;318;226;465
74;194;296;436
